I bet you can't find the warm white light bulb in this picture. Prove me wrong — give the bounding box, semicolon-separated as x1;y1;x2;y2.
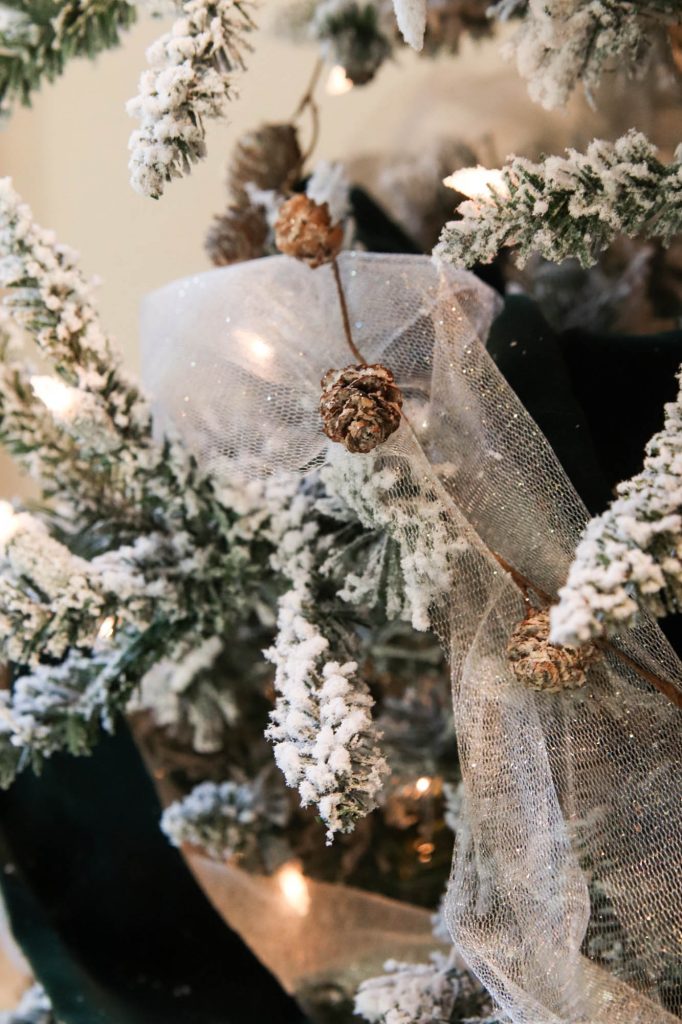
97;615;116;642
415;775;432;794
276;862;310;916
326;65;353;96
0;502;18;547
234;330;274;366
249;336;274;363
442;166;509;200
31;375;78;419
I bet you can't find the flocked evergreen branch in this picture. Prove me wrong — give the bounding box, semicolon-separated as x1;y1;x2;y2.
264;482;390;843
551;368;682;647
0;177;243;530
160;770;290;861
0;177;147;425
127;0;255;198
320;452;466;633
0;312;77;484
0;184;408;845
497;0;682;111
436;130;682;270
311;0;392;86
354;951;500;1024
0;184;276;785
0;0;137;110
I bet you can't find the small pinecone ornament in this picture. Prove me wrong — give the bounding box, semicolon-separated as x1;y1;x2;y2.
320;363;403;453
228;123;302;205
204;205;269;266
507;608;597;693
274;194;344;268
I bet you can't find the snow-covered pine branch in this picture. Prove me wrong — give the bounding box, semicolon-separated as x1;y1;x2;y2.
321;452;467;633
311;0;393;85
391;0;426;50
0;188;281;787
436;131;682;270
0;312;78;485
551;367;682;646
0;509;257;786
263;481;389;843
161;771;289;862
354;951;500;1024
0;180;236;529
266;587;388;843
0;0;137;111
127;0;255;199
0;177;148;434
497;0;682;111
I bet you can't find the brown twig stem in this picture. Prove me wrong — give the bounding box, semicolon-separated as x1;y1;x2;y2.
292;58;324;165
292;58;324;120
331;256;367;364
494;552;682;709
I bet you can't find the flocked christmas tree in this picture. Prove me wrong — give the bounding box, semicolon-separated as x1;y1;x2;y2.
0;1;680;1023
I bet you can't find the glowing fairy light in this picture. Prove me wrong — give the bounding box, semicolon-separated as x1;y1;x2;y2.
326;65;353;96
276;862;310;916
415;840;435;864
415;775;432;795
249;336;274;363
31;375;79;419
442;166;509;200
0;502;18;547
97;615;116;642
234;329;274;366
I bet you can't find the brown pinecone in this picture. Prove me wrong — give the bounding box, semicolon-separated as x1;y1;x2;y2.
274;194;344;268
204;205;269;267
507;608;598;693
228;123;302;205
320;364;403;454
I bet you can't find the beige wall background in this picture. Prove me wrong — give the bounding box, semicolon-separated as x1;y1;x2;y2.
0;12;584;365
0;7;670;498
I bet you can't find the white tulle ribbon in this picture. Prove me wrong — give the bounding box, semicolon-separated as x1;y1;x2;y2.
141;253;682;1024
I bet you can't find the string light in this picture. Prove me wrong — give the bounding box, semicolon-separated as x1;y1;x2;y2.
442;166;509;201
276;861;310;916
326;65;353;96
0;502;18;547
30;375;79;419
234;329;274;366
97;615;116;642
415;840;435;864
415;775;432;795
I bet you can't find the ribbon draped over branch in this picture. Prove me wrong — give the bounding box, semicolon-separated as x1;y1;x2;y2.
142;253;682;1024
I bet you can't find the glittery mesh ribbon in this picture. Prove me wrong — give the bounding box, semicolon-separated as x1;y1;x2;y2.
141;253;682;1024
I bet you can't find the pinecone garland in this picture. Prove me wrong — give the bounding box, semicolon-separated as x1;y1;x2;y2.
507;608;597;693
204;205;269;266
275;194;344;268
320;364;403;453
228;123;303;205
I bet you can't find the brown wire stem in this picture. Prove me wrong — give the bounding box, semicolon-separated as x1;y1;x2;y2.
331;256;367;364
292;58;324;120
494;552;682;709
292;58;324;165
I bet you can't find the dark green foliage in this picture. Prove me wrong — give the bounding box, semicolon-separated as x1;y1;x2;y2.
0;0;137;109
